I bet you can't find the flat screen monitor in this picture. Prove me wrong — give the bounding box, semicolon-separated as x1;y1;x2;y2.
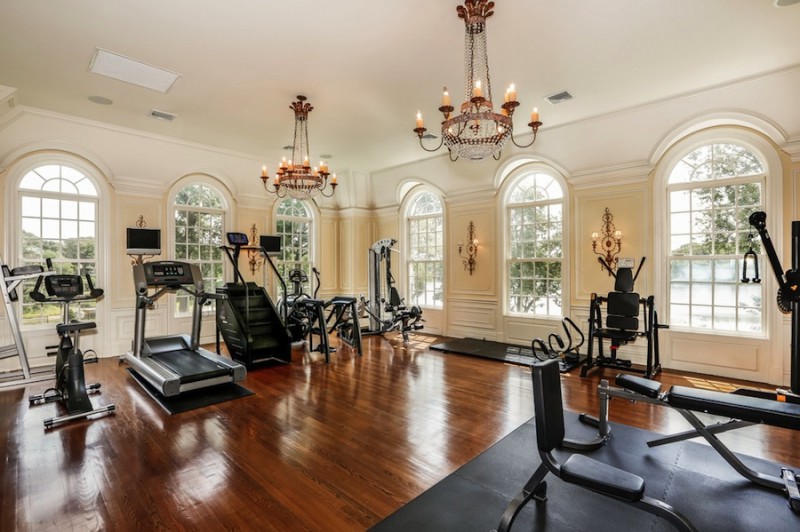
260;235;281;253
126;227;161;255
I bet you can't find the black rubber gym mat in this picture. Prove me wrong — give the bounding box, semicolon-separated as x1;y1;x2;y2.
431;338;535;362
126;368;254;414
370;415;800;531
431;337;583;372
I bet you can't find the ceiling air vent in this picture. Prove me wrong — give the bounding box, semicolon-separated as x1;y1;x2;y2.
150;109;177;121
545;90;573;105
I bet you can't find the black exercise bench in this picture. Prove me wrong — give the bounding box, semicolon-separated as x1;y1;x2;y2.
577;372;800;512
495;359;696;531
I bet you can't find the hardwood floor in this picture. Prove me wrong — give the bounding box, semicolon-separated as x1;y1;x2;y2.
1;333;798;531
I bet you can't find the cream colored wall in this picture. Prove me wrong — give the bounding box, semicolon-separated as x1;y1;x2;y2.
447;200;497;340
2;66;800;384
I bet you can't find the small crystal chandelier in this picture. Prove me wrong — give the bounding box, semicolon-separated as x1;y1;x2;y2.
414;0;542;161
260;95;337;199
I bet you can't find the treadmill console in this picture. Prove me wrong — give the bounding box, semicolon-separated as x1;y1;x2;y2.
144;262;195;286
227;232;249;246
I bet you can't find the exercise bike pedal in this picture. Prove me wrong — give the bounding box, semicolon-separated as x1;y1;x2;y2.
28;389;62;405
87;382;102;393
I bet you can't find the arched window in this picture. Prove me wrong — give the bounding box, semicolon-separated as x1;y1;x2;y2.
406;191;444;309
274;198;314;297
173;183;225;317
505;172;564;317
666;143;765;333
17;164;99;326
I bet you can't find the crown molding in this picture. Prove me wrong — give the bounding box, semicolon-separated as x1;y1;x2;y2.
569;161;653;190
782;136;800;162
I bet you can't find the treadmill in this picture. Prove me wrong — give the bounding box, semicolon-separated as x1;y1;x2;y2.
123;261;246;397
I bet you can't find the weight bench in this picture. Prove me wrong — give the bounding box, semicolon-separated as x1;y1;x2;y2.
577;373;800;512
496;359;696;531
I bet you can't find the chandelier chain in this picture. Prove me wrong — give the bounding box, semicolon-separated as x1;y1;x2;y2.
414;0;542;161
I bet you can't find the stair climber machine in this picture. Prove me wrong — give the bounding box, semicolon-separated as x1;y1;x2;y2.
360;239;423;342
122;261;246;397
216;232;291;369
28;268;115;428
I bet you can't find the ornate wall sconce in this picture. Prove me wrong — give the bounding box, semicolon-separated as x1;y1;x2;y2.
246;224;263;275
458;220;479;275
591;207;623;275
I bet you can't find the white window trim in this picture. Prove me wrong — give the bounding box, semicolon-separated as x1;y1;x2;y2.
653;127;783;340
167;175;233;325
4;152;110;332
271;198;318;298
498;162;570;320
402;186;445;310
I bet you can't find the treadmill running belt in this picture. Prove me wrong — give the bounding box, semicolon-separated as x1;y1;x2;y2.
152;349;232;384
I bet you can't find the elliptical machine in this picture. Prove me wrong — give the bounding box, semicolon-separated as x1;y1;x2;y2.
28;268;115;428
279;267;337;361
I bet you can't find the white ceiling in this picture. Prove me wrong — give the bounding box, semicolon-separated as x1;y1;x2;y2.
2;0;800;174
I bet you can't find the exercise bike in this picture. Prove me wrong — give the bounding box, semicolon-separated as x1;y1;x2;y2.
28;270;115;429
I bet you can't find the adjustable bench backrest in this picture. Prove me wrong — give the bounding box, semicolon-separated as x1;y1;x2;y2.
606;268;640;331
533;358;566;453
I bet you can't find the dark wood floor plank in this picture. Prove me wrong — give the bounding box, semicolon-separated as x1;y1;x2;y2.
1;334;798;531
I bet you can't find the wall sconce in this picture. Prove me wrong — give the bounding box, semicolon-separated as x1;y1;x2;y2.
591;207;622;275
246;224;263;275
458;220;479;275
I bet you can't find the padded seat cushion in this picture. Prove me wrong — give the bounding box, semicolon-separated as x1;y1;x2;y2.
616;373;663;398
597;329;638;342
667;386;800;431
560;453;645;502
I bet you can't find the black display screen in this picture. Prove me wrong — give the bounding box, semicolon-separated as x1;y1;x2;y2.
260;235;281;253
127;228;161;255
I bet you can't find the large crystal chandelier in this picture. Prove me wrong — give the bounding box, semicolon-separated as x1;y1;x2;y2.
260;95;337;199
414;0;542;161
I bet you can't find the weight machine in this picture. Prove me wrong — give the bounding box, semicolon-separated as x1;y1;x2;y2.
747;211;800;400
581;258;666;379
360;238;423;342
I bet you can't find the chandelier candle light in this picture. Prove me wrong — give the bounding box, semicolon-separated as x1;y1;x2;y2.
260;95;337;199
414;0;543;161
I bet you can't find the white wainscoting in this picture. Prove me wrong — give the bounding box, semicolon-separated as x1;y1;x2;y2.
663;331;769;383
447;298;498;340
419;307;444;336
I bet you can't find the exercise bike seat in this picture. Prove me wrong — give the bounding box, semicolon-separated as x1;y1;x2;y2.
616;373;663;398
57;321;97;334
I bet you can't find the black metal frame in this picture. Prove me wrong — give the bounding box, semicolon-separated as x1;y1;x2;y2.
581;259;664;379
575;375;800;511
748;211;800;398
27;272;115;428
496;359;696;532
